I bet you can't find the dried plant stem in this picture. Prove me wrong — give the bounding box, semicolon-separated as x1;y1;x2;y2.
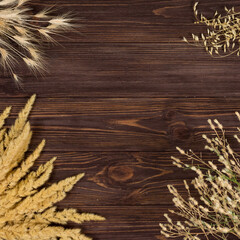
184;2;240;58
160;114;240;239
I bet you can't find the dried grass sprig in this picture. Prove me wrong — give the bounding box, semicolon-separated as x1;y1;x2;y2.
0;0;75;84
0;95;105;240
160;114;240;240
184;2;240;58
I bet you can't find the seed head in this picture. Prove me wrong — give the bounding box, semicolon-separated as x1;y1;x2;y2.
0;0;75;84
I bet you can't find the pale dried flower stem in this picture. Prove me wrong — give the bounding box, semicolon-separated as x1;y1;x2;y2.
160;113;240;239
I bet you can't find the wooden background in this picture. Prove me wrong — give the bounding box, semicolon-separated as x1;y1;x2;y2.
2;0;240;239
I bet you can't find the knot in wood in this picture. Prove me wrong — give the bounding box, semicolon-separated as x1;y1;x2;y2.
172;125;191;141
108;166;134;182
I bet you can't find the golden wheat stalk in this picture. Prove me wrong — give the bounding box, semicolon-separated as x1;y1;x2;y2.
0;0;75;84
0;95;105;240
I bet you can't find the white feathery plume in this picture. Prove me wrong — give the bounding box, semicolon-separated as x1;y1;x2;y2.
0;0;75;83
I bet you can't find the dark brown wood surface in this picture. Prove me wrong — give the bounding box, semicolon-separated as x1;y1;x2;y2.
3;0;240;239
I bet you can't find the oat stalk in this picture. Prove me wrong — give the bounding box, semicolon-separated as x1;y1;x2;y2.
0;0;75;84
184;2;240;58
160;114;240;240
0;95;105;240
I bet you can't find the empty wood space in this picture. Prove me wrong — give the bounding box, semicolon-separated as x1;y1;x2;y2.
3;0;240;239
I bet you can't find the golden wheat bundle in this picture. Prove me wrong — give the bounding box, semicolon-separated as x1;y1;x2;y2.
0;95;105;240
160;114;240;240
0;0;75;83
184;2;240;58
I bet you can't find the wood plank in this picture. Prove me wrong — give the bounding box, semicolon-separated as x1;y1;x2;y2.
31;0;240;43
2;0;240;98
36;151;215;206
1;97;240;152
54;205;239;240
1;1;240;98
2;42;240;97
72;205;240;240
55;205;168;240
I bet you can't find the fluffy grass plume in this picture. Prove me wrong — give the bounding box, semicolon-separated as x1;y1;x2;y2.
160;114;240;239
184;2;240;58
0;95;105;240
0;0;75;84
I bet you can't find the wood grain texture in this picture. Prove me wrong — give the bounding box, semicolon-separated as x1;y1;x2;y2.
3;97;240;239
2;97;240;151
2;1;240;97
3;43;240;97
2;0;240;239
35;151;215;206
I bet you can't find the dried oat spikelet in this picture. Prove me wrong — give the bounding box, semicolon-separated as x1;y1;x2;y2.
184;2;240;58
0;95;105;240
0;0;75;83
160;114;240;239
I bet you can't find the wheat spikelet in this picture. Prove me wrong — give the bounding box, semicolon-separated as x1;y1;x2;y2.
0;96;105;239
0;0;75;83
0;139;46;192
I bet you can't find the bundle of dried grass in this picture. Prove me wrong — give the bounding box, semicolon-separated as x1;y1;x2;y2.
160;114;240;240
184;2;240;58
0;95;105;240
0;0;75;84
